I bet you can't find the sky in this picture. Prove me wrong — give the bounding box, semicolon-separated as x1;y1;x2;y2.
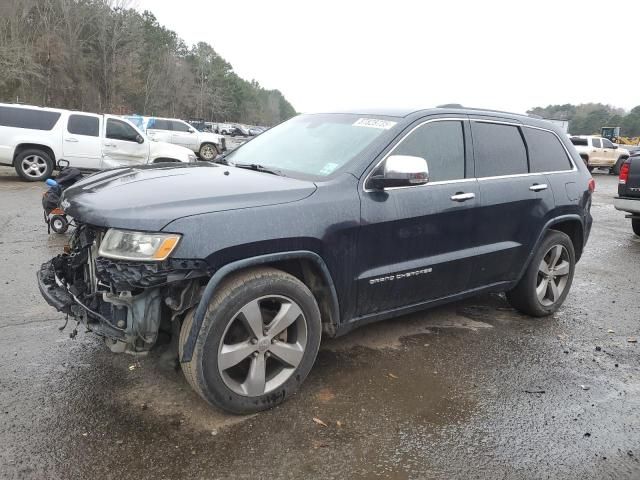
136;0;640;114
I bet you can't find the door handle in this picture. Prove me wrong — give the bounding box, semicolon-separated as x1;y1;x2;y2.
529;183;548;192
65;138;78;143
104;143;116;147
450;192;476;202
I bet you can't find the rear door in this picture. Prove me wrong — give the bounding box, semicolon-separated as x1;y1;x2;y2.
601;138;617;166
170;120;198;151
62;113;102;169
356;117;480;315
590;137;605;165
468;119;555;288
102;117;149;168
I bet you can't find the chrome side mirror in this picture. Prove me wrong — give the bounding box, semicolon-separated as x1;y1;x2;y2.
369;155;429;190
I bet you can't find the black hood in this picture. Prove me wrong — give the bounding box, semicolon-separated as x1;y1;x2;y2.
61;163;317;231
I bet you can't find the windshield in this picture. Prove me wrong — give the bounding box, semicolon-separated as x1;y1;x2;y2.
225;114;396;177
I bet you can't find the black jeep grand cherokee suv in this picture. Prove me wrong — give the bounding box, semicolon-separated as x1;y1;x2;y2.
38;107;594;413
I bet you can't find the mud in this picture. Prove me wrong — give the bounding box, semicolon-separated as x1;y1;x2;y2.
1;166;639;479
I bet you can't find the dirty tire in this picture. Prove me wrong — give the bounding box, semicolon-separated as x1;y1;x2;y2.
198;143;219;161
611;157;625;176
632;219;640;237
506;230;576;317
179;267;322;414
14;149;53;181
50;215;68;234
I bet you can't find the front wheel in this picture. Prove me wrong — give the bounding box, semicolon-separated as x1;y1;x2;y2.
506;230;576;317
198;143;219;161
179;267;322;414
611;157;626;175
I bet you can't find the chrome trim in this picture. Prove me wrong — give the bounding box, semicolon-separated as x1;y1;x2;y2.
529;184;549;192
362;117;578;194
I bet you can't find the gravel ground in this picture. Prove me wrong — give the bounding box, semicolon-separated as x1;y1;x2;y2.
0;166;638;480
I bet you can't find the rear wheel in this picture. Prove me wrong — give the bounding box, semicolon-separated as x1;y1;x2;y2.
506;230;576;317
15;149;53;181
632;219;640;237
179;267;322;414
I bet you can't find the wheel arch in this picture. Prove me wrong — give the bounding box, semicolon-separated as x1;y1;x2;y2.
13;143;56;166
515;215;585;285
180;251;340;363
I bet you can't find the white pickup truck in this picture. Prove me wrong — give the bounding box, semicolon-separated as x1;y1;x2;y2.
569;135;630;175
0;103;196;181
124;116;226;161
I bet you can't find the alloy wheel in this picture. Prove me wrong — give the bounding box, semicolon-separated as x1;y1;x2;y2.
200;145;216;160
536;244;571;306
21;155;48;178
217;295;307;396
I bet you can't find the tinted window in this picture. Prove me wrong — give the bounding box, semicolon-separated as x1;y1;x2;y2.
106;119;139;142
592;137;602;148
171;121;191;132
602;138;614;149
524;128;572;172
570;137;588;146
149;118;171;130
391;121;465;181
473;122;528;177
67;114;99;137
0;106;61;130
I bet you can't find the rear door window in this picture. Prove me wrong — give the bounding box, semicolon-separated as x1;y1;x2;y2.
472;122;528;177
592;138;602;148
390;120;466;182
0;106;61;130
523;128;573;172
67;114;99;137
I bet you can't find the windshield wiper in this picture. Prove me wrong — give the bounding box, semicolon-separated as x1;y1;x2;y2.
232;163;285;176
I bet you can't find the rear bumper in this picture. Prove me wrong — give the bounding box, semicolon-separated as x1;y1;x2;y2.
614;196;640;215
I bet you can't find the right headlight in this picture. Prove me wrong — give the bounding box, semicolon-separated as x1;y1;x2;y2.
98;229;181;261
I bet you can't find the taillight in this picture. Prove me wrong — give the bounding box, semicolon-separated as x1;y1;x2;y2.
588;178;596;193
619;159;631;184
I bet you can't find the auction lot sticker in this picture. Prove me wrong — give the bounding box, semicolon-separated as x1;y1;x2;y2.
353;118;397;129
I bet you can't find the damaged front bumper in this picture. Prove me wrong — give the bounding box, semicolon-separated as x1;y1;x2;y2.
38;224;207;354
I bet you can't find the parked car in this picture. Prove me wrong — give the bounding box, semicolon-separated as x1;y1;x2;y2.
38;107;593;414
614;152;640;235
0;103;196;181
126;116;226;161
218;124;250;137
570;135;629;174
248;126;266;136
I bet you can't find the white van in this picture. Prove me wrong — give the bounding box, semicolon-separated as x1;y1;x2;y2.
0;103;197;181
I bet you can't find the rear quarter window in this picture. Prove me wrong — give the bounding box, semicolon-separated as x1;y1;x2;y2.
0;106;61;130
570;137;588;146
472;122;528;177
524;128;573;172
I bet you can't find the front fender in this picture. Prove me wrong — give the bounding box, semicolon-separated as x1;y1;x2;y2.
180;250;340;362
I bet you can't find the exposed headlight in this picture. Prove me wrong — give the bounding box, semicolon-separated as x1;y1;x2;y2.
188;153;197;163
98;229;181;261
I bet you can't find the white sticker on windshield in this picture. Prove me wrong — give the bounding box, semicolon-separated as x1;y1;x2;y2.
353;118;397;130
320;163;340;175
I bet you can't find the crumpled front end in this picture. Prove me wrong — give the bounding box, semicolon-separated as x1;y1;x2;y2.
38;224;208;354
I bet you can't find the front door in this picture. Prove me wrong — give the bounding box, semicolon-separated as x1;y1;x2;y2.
468;119;555;287
356;118;480;316
102;117;149;168
601;138;617;167
62;113;102;169
170;120;198;151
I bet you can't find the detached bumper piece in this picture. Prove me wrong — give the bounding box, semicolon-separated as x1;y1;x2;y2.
38;261;74;314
